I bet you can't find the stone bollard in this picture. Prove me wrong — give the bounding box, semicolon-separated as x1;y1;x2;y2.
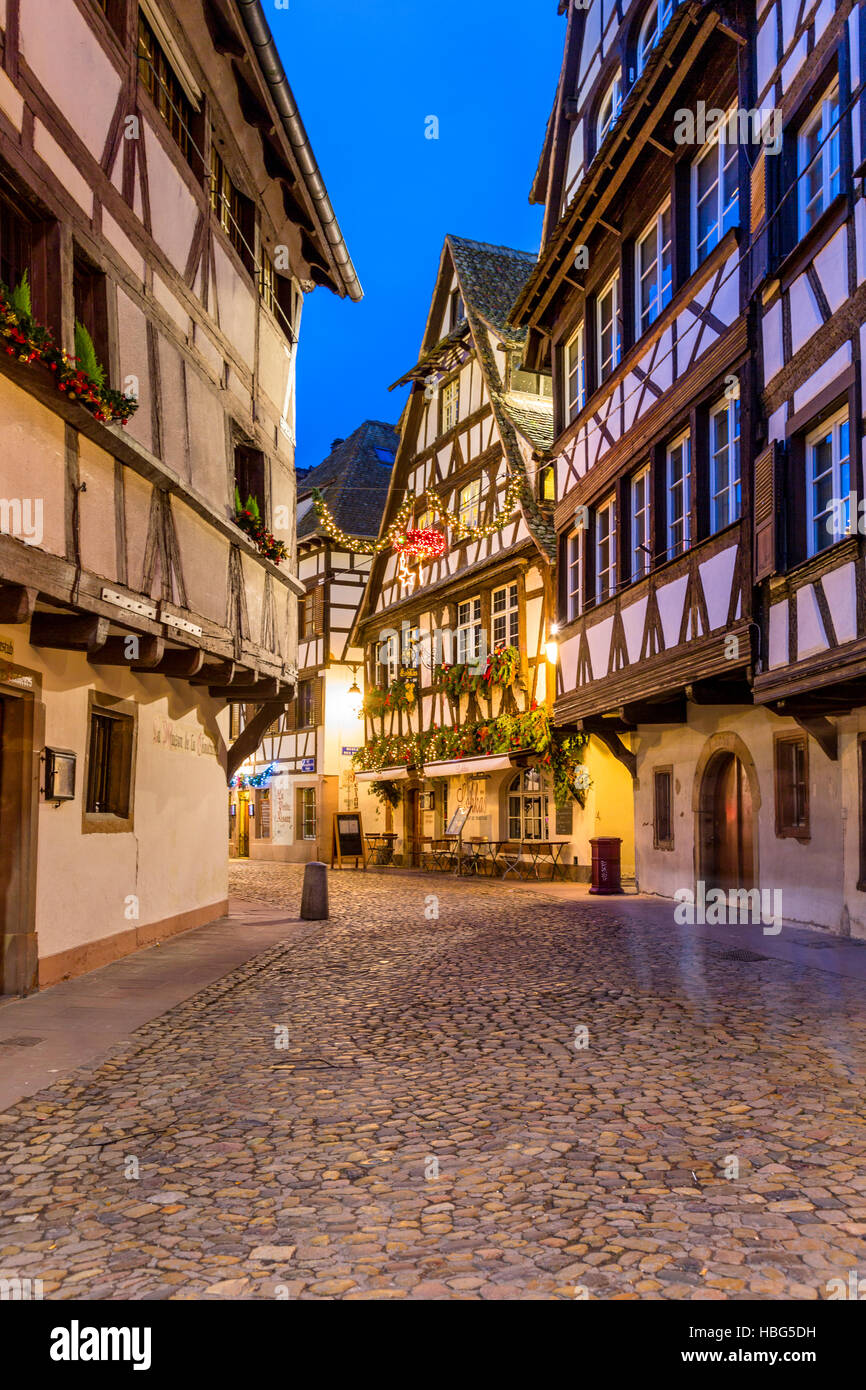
300;861;329;920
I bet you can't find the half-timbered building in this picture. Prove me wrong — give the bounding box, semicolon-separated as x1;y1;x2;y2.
512;0;865;932
0;0;358;991
229;420;397;861
352;235;634;875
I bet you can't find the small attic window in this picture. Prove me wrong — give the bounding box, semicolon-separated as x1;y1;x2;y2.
374;447;395;463
448;289;464;331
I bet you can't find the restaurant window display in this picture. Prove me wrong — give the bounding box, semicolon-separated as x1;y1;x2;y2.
507;768;550;841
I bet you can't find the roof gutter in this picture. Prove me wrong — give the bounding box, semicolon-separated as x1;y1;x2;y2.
235;0;363;302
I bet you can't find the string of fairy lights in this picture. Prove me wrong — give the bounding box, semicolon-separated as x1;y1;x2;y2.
311;472;525;556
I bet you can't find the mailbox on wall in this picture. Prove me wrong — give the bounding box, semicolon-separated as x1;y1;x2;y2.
43;748;77;803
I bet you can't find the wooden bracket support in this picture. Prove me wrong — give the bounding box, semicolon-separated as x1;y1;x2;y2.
0;584;37;624
591;727;637;780
793;715;838;761
226;701;288;781
30;612;109;653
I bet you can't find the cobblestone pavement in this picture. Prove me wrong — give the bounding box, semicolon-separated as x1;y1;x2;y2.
2;863;866;1300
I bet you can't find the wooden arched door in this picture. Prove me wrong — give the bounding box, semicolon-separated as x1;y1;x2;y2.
699;751;754;891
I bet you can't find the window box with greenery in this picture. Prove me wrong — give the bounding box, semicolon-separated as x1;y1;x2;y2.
233;487;289;565
0;274;138;424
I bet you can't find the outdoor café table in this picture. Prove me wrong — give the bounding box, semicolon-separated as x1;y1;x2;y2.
458;838;487;876
480;840;509;876
523;840;568;880
366;833;396;865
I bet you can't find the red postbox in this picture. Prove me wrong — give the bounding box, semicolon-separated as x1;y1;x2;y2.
589;836;623;894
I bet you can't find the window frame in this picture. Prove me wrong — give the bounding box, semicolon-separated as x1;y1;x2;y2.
137;10;196;164
805;406;850;557
635;201;672;337
565;321;586;422
83;694;136;834
709;391;742;534
441;375;460;434
774;733;810;840
457;478;481;535
595;273;621;384
491;581;519;652
798;80;841;239
456;595;482;666
652;767;674;849
637;0;675;76
507;768;550;843
298;786;317;842
596;73;622;149
595;492;617;604
630;465;651;582
665;429;691;561
566;525;584;622
690;113;739;270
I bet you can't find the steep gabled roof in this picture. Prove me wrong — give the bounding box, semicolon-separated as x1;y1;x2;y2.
298;420;399;542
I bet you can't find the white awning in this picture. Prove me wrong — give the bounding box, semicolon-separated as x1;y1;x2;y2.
354;766;412;783
421;753;519;779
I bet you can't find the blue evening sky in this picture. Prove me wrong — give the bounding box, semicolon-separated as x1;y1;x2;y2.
270;0;565;472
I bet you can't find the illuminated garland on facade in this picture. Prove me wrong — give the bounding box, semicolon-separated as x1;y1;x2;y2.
311;471;524;555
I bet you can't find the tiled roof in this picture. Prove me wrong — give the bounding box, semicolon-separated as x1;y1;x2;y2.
501;393;555;452
297;420;399;541
446;235;537;344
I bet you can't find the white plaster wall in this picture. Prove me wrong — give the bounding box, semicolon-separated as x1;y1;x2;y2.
635;705;845;931
2;638;229;962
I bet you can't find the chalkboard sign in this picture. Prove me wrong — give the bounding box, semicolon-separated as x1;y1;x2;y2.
332;813;367;870
446;804;471;838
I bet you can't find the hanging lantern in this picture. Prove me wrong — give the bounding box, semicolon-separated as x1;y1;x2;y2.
395;528;448;561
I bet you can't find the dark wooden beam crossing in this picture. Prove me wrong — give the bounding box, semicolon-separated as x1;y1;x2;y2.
189;660;237;686
793;715;838;761
589;727;636;780
30;613;109;653
686;680;753;706
0;584;37;624
209;678;282;701
91;635;165;668
226;701;287;781
140;648;206;678
617;698;686;726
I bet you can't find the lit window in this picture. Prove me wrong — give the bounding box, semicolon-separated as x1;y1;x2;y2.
807;408;850;557
457;478;481;533
691;115;739;268
138;11;194;162
635;203;672;335
666;431;691;560
566;323;585;421
378;632;400;686
492;582;519;650
457;596;482;665
300;787;317;840
710;393;742;532
596;275;621;383
508;768;549;841
637;0;675;76
595;494;617;603
631;466;651;581
567;526;583;621
442;377;460;432
597;73;622;147
799;82;841;237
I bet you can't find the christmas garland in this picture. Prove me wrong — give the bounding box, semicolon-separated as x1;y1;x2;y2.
0;275;138;424
311;470;524;555
230;762;278;789
352;707;591;807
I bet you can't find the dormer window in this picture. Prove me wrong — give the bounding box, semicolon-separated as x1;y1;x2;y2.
596;74;622;149
637;0;675;77
448;288;464;331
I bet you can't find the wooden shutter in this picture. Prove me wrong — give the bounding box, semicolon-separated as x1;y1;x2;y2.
313;584;325;635
749;150;768;291
312;676;324;727
754;441;784;581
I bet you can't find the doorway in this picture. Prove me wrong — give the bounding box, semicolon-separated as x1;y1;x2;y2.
406;787;421;867
698;750;754;891
236;790;250;857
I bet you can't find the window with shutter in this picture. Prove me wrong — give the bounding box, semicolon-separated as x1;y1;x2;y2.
653;768;674;849
774;735;809;838
754;441;783;580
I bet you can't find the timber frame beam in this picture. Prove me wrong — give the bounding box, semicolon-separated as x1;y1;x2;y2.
227;701;289;781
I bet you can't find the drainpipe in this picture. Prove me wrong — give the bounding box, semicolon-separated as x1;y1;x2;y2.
236;0;363;302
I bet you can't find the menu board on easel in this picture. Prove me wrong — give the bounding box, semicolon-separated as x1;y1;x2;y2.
332;813;367;870
446;805;471;838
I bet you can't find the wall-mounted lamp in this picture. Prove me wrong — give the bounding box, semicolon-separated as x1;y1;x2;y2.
347;664;362;719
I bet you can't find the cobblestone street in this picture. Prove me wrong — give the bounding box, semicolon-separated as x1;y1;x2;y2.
2;862;866;1300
